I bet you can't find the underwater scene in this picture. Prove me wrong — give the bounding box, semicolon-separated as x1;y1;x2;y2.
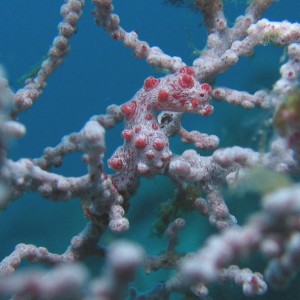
1;0;300;299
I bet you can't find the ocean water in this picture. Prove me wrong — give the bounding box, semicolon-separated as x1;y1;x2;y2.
0;0;300;299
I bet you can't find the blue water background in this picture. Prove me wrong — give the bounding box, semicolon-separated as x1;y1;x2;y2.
0;0;300;299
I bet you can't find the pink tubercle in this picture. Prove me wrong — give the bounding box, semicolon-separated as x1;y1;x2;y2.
121;100;137;120
144;76;160;92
